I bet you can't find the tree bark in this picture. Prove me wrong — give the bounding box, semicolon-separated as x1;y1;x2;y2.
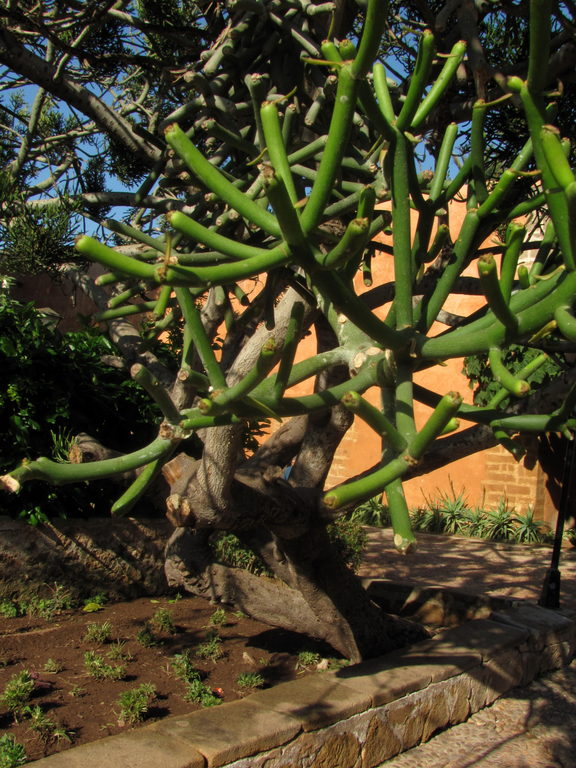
165;525;427;662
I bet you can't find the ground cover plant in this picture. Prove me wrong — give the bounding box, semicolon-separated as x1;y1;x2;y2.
1;0;576;663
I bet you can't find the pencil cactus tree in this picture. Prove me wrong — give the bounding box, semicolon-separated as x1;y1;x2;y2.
2;0;576;661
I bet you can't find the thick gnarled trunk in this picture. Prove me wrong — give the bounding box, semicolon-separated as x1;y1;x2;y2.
164;495;427;662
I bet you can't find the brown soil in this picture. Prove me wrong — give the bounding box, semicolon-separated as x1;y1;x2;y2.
0;594;333;763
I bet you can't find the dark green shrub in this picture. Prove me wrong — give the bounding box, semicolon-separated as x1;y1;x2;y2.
0;295;163;522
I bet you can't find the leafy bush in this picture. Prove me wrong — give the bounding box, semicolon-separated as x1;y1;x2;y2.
0;295;162;522
409;490;551;544
211;517;367;576
349;497;391;527
327;518;367;572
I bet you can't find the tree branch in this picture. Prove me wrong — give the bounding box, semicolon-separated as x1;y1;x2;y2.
0;25;161;165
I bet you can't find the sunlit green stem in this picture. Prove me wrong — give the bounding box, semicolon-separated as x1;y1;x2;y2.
372;62;396;125
261;101;298;205
301;57;363;231
165;123;281;237
273;301;305;402
107;286;147;309
412;40;466;130
153;285;173;319
488;352;549;408
477;253;518;332
555;305;576;341
500;222;525;302
396;29;435;131
317;218;370;269
350;0;388;79
389;130;414;328
386;478;416;553
429;122;458;200
321;456;411;512
175;287;226;389
1;437;175;491
111;457;169;517
408;391;462;460
527;0;552;94
489;347;530;397
168;210;269;261
340;391;407;453
77;236;157;280
210;338;281;409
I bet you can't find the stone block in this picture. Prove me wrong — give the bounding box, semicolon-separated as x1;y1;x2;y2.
336;644;479;707
443;675;471;724
419;682;451;742
540;640;575;672
153;698;300;767
249;673;372;732
428;618;528;662
492;605;575;645
386;692;427;750
32;728;203;768
362;715;403;768
483;647;525;693
310;732;361;768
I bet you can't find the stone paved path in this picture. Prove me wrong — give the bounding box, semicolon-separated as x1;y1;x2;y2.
358;529;576;768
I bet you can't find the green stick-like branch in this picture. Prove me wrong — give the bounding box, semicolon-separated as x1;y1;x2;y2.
165;123;281;237
477;253;518;332
1;437;175;492
131;364;181;423
340;391;407;453
489;347;530;397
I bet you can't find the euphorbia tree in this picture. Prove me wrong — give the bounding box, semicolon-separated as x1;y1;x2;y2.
2;0;576;661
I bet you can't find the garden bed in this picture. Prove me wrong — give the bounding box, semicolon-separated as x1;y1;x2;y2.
0;592;338;764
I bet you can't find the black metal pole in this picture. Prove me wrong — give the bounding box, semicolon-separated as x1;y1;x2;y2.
539;434;576;609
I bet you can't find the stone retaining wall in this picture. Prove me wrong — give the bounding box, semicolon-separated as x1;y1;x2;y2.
34;603;575;768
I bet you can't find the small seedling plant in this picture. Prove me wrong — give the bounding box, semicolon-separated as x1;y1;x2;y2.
83;651;127;681
83;621;113;644
183;679;221;708
235;672;264;693
106;641;133;662
296;651;321;671
150;608;176;634
43;658;63;674
22;705;72;745
170;651;201;684
0;734;27;768
0;670;35;722
207;608;227;627
136;624;159;647
195;631;224;661
115;683;157;726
